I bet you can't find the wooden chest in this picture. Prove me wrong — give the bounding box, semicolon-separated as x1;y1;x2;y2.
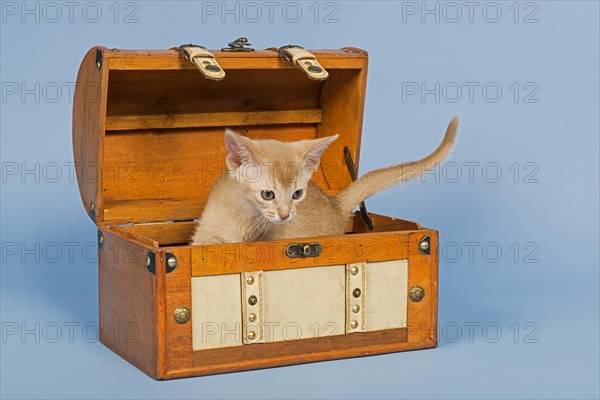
73;44;439;379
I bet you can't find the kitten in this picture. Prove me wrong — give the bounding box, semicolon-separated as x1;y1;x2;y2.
190;118;458;244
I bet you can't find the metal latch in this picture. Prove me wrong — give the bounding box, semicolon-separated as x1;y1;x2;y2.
286;243;322;258
222;37;255;52
178;44;225;80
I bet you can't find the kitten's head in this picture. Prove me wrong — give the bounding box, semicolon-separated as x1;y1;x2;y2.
224;128;338;224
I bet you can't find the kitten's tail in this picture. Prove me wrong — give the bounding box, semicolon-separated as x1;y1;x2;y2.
336;117;459;215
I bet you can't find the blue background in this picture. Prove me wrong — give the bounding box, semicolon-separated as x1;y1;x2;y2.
1;1;599;398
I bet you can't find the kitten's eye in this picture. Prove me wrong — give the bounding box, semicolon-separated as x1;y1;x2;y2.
292;189;304;200
261;190;275;201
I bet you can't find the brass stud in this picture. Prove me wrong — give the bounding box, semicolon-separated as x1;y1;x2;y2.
248;295;258;306
246;275;255;285
352;288;361;298
350;266;359;275
409;286;425;302
350;320;358;329
173;307;190;324
247;331;256;340
248;313;257;322
352;305;360;313
145;255;151;267
167;256;177;269
96;60;101;70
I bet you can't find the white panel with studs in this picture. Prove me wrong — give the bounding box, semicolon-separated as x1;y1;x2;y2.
346;262;367;333
241;271;264;344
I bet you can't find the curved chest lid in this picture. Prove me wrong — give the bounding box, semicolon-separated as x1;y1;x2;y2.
73;46;368;224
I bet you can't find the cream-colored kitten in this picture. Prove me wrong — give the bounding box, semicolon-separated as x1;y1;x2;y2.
190;118;458;244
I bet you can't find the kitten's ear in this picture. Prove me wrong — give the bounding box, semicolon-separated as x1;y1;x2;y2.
300;134;339;173
224;129;258;170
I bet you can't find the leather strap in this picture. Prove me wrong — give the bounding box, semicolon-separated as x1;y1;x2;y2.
179;45;225;81
280;46;329;80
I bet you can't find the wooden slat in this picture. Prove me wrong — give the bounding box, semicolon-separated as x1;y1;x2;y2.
106;69;323;118
190;328;407;373
165;335;433;378
105;198;202;226
121;221;197;246
188;230;424;277
407;231;438;345
107;52;366;71
101;223;158;249
104;48;367;59
105;187;339;225
102;125;333;223
164;248;193;371
118;213;423;247
105;109;322;131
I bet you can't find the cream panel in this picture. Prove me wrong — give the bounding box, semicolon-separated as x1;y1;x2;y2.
262;265;346;342
365;259;408;331
192;274;242;350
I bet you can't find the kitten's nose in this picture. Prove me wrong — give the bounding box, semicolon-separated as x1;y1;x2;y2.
278;213;290;221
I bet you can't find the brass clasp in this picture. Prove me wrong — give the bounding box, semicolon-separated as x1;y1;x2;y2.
222;37;255;52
